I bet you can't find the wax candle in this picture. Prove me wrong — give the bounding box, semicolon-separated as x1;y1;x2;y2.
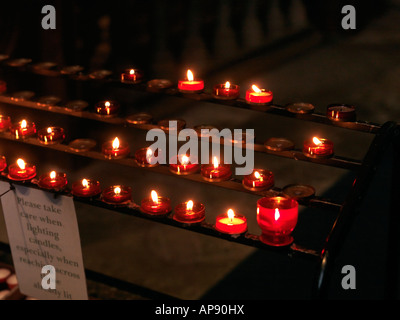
242;169;274;191
212;81;240;100
8;158;36;181
102;185;132;204
215;209;247;235
147;79;173;92
11;119;36;139
0;115;11;132
303;137;334;159
173;200;205;224
178;69;204;93
121;68;143;84
326;104;356;122
37;126;65;144
38;171;67;190
126;112;153;125
169;154;199;175
257;196;298;246
140;190;171;216
95;100;120;117
245;85;273;105
72;178;101;197
134;147;160;167
102;137;130;159
201;157;232;182
0;156;6;172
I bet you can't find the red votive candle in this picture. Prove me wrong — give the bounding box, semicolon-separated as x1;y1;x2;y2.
169;154;199;175
11;119;36;139
0;80;6;94
8;158;36;181
242;169;274;191
212;81;240;100
173;200;205;224
102;185;132;204
102;137;130;159
0;156;7;172
201;157;231;182
95;100;120;117
326;103;356;122
257;196;298;246
0;115;11;132
134;147;161;167
215;209;247;235
72;178;101;197
38;171;67;190
245;85;273;105
37;126;65;144
178;69;204;93
140;190;171;216
121;68;143;84
303;137;334;159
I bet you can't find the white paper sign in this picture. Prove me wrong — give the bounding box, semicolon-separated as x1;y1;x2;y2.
0;181;88;300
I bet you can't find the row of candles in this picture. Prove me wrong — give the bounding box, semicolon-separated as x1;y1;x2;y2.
0;155;298;247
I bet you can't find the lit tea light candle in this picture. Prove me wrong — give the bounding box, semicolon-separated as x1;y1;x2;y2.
201;156;232;182
72;178;101;197
0;156;6;172
95;100;120;117
11;119;36;139
102;137;130;159
8;158;36;181
134;147;160;167
178;69;204;93
121;68;143;84
169;154;199;175
37;126;65;144
215;209;247;235
212;81;240;100
326;103;356;122
38;170;68;190
257;196;298;246
0;115;11;132
173;199;205;224
140;190;171;216
245;85;273;105
303;136;334;159
242;169;274;191
102;185;132;204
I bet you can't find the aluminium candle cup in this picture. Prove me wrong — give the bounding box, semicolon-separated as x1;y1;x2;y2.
101;185;132;205
125;112;153;125
169;155;199;175
242;169;274;192
257;196;298;247
71;179;101;198
7;162;36;181
0;115;11;132
140;196;171;216
37;127;65;145
95;100;120;117
326;103;356;122
212;83;240;100
215;213;248;235
201;163;232;182
0;156;6;172
285;102;315;114
303;138;334;159
38;172;68;190
147;79;173;92
173;201;205;224
102;140;130;159
10;121;36;139
121;68;144;84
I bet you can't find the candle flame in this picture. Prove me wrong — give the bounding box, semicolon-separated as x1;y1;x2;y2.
112;137;120;150
146;148;153;161
252;85;261;93
186;200;194;211
17;158;26;170
47;127;52;134
225;81;231;89
312;137;322;145
114;186;121;195
50;171;56;180
129;69;135;75
213;156;219;169
227;209;235;221
21;120;27;129
254;171;261;179
274;208;280;221
105;101;111;108
82;179;89;188
151;190;159;204
181;155;189;165
187;69;194;81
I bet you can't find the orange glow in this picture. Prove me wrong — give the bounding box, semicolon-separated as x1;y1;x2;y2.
151;190;159;204
47;127;52;134
17;159;26;170
82;179;89;188
225;81;231;89
20;120;27;129
313;137;322;145
227;209;235;221
187;70;194;81
181;155;189;165
274;208;280;221
112;137;120;150
252;85;261;93
186;200;194;211
114;186;121;195
105;101;111;108
129;69;135;75
213;156;219;169
146;148;153;161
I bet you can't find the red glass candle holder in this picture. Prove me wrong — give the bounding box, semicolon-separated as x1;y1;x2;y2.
201;158;231;182
102;185;132;204
102;137;130;159
215;209;247;235
173;200;205;224
37;126;65;144
212;82;240;100
72;179;101;197
134;147;161;167
0;115;11;132
11;119;36;139
38;171;67;190
8;159;36;181
326;104;356;122
0;156;6;172
303;137;334;159
245;85;273;105
140;190;171;216
169;154;199;175
121;68;143;84
0;80;6;94
178;69;204;93
257;196;298;246
242;169;274;191
95;100;120;117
